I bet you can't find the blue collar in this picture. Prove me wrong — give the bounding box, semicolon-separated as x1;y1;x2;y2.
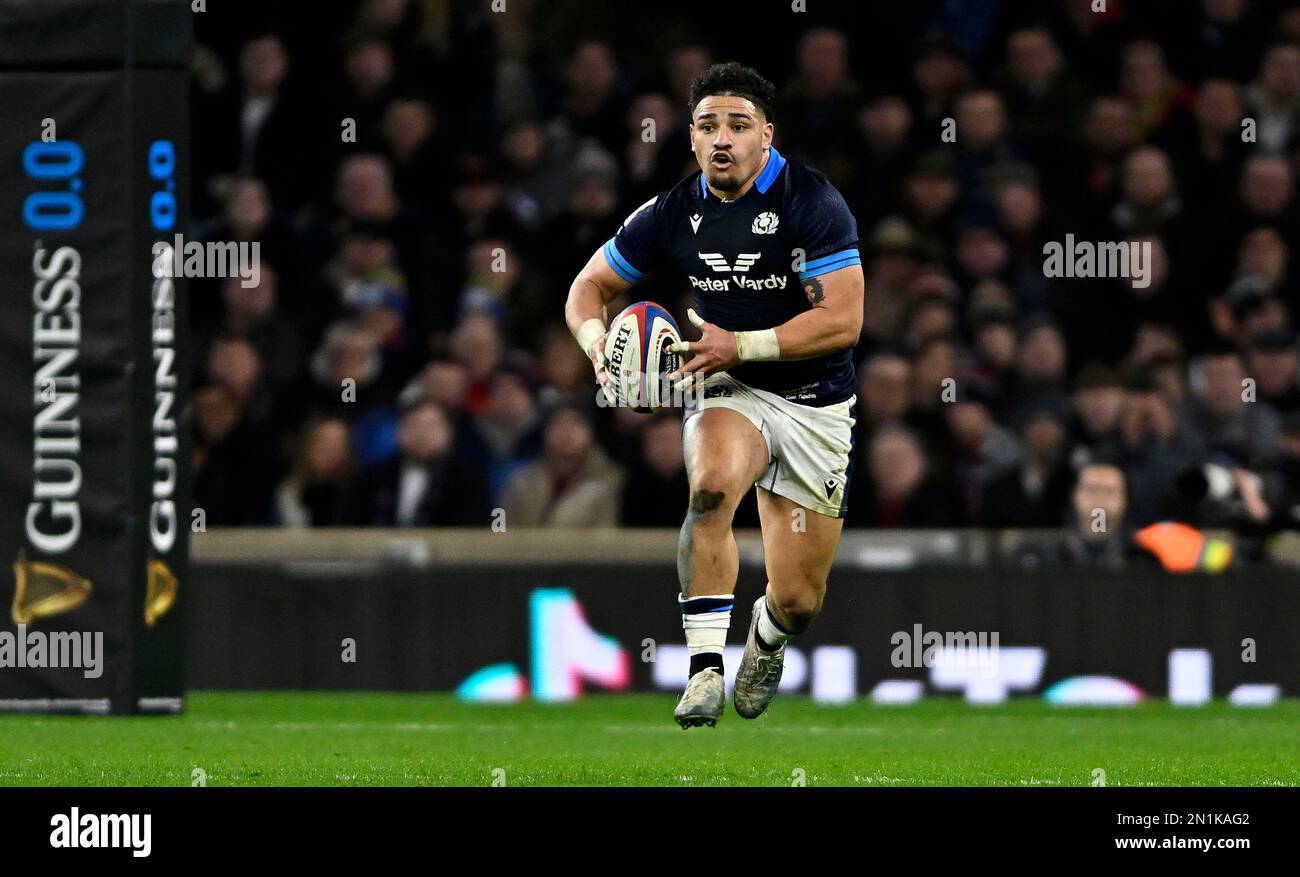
699;146;786;200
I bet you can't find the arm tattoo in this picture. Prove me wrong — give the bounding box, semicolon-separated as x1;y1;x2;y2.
802;276;825;306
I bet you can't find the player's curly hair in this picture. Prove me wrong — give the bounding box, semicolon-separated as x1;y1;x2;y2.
687;62;776;123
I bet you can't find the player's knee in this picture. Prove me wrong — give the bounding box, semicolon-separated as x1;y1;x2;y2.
686;469;746;522
685;486;735;529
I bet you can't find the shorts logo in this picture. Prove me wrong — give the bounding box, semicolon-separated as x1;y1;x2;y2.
824;477;839;498
752;212;779;235
698;252;761;273
703;384;733;399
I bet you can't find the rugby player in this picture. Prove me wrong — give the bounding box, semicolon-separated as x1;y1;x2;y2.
564;62;863;726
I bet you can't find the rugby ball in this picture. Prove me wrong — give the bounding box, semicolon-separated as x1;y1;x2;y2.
603;301;683;412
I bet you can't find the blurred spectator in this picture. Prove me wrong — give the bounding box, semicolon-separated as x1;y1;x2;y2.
983;403;1073;527
1246;327;1300;413
184;5;1300;544
848;424;960;527
620;413;689;526
276;418;356;526
192;384;280;526
1100;370;1205;526
503;405;624;527
1183;344;1282;464
776;28;861;185
945;383;1021;522
1054;463;1131;567
349;398;492;526
1244;42;1300;153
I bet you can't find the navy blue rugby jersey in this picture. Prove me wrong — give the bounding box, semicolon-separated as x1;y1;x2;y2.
601;146;861;405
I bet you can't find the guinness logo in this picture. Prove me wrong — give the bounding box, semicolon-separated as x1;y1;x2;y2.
11;548;91;624
145;557;177;627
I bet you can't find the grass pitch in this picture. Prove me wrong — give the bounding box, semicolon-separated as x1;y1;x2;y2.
0;692;1296;786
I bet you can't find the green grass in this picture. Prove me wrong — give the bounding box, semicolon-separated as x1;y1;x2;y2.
0;692;1297;786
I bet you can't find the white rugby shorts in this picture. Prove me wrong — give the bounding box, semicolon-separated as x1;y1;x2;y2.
685;371;856;518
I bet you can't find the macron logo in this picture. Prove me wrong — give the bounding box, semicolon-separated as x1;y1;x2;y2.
690;214;702;234
50;808;151;858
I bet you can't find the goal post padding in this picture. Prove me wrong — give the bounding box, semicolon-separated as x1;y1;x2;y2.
0;0;191;714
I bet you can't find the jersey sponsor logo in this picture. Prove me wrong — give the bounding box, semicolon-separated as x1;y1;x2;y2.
689;214;702;234
689;273;788;292
752;211;780;234
698;252;762;273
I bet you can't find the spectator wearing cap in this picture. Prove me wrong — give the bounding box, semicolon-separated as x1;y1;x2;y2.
982;399;1073;528
502;404;624;527
348;397;492;527
1247;327;1300;413
620;413;689;527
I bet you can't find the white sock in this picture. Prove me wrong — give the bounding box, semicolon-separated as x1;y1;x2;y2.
756;596;792;651
680;594;733;656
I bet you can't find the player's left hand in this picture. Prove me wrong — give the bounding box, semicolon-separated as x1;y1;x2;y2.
668;309;739;392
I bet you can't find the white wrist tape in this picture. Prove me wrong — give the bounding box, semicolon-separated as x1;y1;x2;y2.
575;318;606;356
734;328;780;362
